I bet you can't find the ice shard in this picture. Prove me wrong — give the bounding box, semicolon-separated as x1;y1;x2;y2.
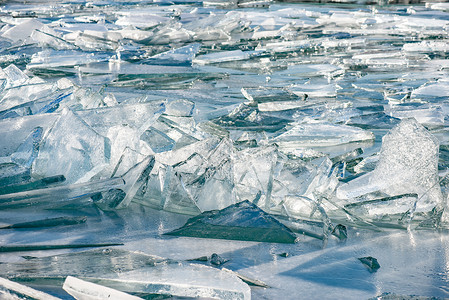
0;216;86;229
0;277;60;300
63;276;143;300
133;137;236;214
33;108;111;184
165;200;298;243
358;256;380;273
337;118;444;216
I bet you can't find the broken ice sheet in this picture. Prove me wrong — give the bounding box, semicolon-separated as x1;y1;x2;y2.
348;51;410;69
141;43;201;66
132;137;226;214
0;114;59;159
165;200;298;243
1;248;251;300
27;50;110;70
241;87;308;112
385;104;445;126
233;145;338;218
290;82;340;98
272;122;374;149
213;103;290;132
193;50;264;65
0;177;125;209
0;248;165;279
411;79;449;99
0;215;86;229
95;156;155;210
76;101;165;176
1;19;52;44
233;145;278;210
347;112;400;130
86;263;251;300
337;118;444;218
154;137;236;213
276;63;344;78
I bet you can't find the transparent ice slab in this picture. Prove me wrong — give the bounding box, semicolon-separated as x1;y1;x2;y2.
0;114;59;158
1;248;251;300
32;108;110;184
272;122;374;149
27;50;111;70
0;177;125;209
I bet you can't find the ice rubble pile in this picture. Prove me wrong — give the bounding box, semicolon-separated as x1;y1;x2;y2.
0;0;448;230
1;0;449;298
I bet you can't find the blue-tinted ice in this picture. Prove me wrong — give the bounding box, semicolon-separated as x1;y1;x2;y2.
1;0;449;299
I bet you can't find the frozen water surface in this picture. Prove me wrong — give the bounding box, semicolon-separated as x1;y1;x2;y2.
1;0;449;299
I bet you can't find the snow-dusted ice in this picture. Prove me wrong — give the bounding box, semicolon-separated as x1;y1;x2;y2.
1;0;449;299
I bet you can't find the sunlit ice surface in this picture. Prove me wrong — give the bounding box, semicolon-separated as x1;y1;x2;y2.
0;0;449;299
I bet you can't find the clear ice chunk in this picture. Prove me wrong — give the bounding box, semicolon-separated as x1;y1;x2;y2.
33;108;111;184
347;112;400;130
165;200;298;243
100;156;155;209
134;137;236;214
233;145;277;210
141;43;201;66
9;127;43;169
164;99;195;117
0;114;59;158
277;64;343;78
272;122;374;149
403;41;449;52
337;118;443;214
0;64;29;88
193;50;263;65
241;87;306;112
0;175;65;195
140;128;175;153
1;19;45;43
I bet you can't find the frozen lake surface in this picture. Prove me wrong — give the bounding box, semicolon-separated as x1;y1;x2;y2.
0;0;449;299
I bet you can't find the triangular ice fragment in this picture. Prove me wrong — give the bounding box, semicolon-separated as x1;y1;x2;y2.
165;200;298;243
